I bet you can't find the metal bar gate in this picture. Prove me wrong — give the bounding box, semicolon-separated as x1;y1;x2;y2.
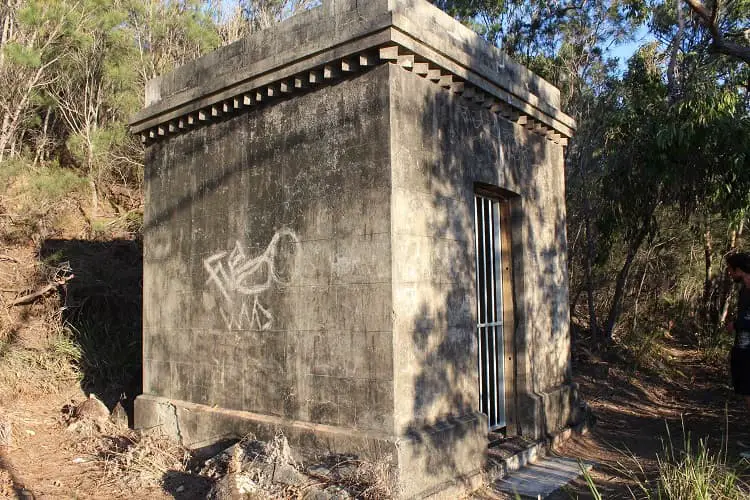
474;194;505;430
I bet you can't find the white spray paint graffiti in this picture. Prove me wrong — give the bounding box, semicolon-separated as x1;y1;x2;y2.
204;228;299;330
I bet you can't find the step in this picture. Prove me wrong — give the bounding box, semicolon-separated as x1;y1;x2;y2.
487;435;546;477
492;456;594;499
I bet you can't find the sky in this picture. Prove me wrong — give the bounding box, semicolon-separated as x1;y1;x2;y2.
605;26;653;73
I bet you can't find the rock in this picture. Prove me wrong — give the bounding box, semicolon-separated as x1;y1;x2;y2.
207;471;260;500
110;402;129;427
302;485;353;500
302;488;331;500
73;394;109;424
307;465;332;477
271;462;306;486
323;485;352;499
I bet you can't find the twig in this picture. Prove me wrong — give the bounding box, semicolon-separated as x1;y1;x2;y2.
9;275;74;306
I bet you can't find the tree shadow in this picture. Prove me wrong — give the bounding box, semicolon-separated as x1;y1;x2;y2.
389;25;574;489
39;238;143;422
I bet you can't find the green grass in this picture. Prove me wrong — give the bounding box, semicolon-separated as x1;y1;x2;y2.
582;419;750;499
65;319;141;398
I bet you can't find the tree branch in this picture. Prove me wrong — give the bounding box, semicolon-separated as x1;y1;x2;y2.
683;0;750;64
9;275;73;307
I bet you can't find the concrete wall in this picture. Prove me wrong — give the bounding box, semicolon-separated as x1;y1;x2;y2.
137;1;579;496
143;65;395;434
388;64;572;438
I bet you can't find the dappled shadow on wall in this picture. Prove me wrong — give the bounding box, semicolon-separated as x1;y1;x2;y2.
39;238;142;422
396;45;570;485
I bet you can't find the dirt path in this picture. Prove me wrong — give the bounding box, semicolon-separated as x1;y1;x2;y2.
549;338;750;498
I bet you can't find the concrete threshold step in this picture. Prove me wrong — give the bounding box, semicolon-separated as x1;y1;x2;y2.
492;456;594;499
487;435;546;477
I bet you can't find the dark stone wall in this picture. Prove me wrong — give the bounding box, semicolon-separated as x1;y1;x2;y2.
143;65;395;433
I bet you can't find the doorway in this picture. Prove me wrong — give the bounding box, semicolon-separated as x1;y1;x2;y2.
473;192;513;430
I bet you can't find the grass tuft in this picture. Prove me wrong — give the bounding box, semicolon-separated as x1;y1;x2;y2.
583;418;750;499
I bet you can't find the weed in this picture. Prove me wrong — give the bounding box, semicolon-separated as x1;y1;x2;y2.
582;418;750;499
27;167;87;204
0;159;26;194
0;332;82;403
65;320;140;399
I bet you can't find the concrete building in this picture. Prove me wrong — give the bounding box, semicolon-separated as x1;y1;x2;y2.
131;0;579;496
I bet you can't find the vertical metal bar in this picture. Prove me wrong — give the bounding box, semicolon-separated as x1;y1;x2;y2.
494;201;505;427
473;196;483;411
481;197;491;424
488;199;499;425
495;202;504;317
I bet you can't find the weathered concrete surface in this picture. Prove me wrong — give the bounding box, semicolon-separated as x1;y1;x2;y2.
494;457;593;499
142;65;394;432
389;64;576;440
139;63;489;497
135;0;578;497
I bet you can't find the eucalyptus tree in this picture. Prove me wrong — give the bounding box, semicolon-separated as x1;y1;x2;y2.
682;0;750;64
648;0;750;336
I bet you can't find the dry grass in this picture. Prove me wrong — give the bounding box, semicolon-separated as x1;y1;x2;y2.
0;308;82;405
0;413;11;447
582;420;750;500
329;455;395;499
85;430;191;489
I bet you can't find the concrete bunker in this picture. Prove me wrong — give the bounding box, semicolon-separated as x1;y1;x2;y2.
131;0;579;496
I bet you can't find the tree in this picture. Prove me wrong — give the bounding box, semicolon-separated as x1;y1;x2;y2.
682;0;750;64
0;0;80;163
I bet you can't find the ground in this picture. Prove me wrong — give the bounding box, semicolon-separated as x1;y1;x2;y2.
477;335;750;499
1;329;749;498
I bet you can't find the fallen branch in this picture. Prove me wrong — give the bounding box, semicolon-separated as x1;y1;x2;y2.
10;275;74;307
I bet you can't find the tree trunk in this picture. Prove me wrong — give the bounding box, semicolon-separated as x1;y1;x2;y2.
702;225;714;327
683;0;750;65
667;2;684;103
583;191;599;337
34;106;51;166
720;221;744;324
604;225;650;340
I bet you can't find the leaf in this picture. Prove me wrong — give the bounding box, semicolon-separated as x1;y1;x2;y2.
3;42;42;68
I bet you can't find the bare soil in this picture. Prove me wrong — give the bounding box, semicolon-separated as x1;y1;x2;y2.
0;389;174;499
518;337;749;499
